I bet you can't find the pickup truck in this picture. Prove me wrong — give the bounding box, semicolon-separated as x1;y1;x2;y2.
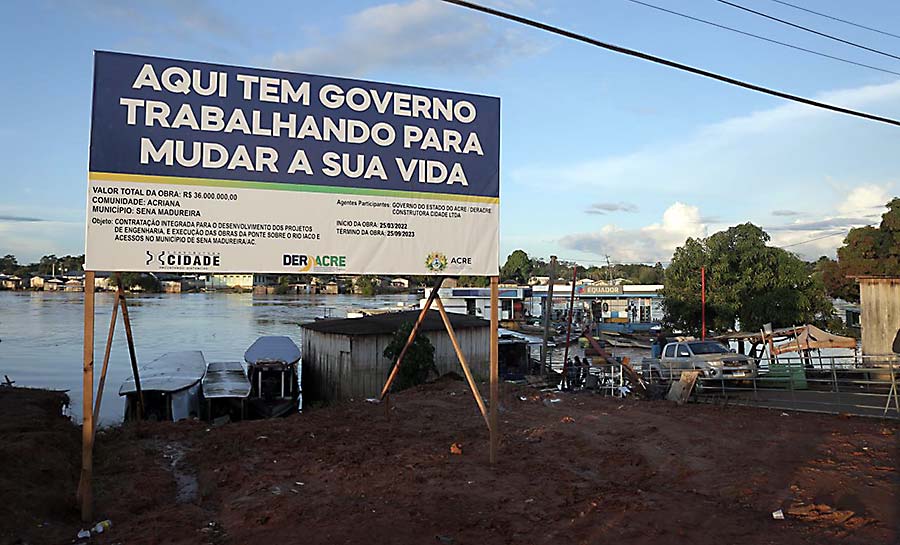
642;340;757;385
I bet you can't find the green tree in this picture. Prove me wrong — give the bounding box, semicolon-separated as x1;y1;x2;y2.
37;255;58;275
815;256;857;301
355;275;378;296
662;223;831;334
383;321;437;390
825;198;900;302
458;275;489;287
500;249;534;284
109;273;160;292
0;254;17;274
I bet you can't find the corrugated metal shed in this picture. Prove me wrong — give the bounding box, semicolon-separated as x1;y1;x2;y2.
301;310;490;403
858;277;900;356
302;310;487;336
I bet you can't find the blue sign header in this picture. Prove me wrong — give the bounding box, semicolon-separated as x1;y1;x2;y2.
89;52;500;199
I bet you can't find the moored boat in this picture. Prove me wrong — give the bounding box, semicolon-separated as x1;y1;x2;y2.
119;350;206;421
201;360;251;421
244;336;302;418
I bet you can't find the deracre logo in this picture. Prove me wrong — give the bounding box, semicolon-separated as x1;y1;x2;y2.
283;254;346;272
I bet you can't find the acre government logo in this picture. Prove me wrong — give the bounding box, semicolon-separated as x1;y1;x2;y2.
424;252;448;272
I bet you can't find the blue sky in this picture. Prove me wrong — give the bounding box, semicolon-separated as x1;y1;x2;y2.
1;0;898;265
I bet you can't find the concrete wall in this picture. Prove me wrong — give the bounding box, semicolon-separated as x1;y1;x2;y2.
302;326;490;403
860;278;900;356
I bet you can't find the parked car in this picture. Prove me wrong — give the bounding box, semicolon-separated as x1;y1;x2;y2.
642;341;757;385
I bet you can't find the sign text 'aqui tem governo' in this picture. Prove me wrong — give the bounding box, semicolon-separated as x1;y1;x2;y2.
86;52;500;275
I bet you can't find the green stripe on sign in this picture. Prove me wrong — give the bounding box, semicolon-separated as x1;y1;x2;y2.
89;172;500;204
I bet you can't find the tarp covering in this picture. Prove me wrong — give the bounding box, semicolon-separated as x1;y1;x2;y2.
773;325;857;355
119;350;206;395
202;361;251;399
244;336;300;365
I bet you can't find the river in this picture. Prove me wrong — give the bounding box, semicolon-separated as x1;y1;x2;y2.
0;290;417;425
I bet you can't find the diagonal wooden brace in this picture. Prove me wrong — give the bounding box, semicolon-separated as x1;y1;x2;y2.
434;295;490;430
379;276;444;400
91;290;120;431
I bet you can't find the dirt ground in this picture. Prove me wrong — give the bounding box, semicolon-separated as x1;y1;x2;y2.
0;387;80;545
3;378;898;545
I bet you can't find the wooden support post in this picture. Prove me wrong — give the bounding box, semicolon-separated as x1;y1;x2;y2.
380;276;444;400
119;288;143;419
541;256;557;377
561;266;578;388
79;270;95;522
489;276;499;464
435;295;490;429
701;266;706;341
92;289;120;430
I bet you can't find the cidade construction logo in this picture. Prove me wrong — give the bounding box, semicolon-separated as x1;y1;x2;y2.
147;250;221;270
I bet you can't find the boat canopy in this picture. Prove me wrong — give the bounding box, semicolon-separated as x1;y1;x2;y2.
773;324;857;355
202;361;251;399
244;336;301;365
119;350;206;395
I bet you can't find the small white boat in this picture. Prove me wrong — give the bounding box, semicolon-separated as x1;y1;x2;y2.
119;351;206;421
244;336;302;418
201;361;251;421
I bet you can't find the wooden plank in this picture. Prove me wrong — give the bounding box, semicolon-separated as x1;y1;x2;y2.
490;276;499;464
667;370;700;404
92;289;120;430
119;291;144;418
79;270;95;522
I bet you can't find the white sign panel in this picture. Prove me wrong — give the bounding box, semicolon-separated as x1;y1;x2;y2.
87;52;500;275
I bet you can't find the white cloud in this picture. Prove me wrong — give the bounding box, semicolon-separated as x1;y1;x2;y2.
269;0;543;76
513;80;900;193
515;79;900;260
585;201;638;214
82;0;245;51
766;183;893;259
838;184;892;216
0;206;83;262
560;202;708;263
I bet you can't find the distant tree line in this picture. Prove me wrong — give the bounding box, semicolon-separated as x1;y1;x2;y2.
0;254;85;277
483;249;665;287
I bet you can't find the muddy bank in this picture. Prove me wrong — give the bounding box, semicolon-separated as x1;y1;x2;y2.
4;379;898;545
0;387;79;545
89;378;897;545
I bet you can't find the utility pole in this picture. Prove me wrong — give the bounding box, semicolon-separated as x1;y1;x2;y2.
605;255;612;283
540;255;557;377
701;266;707;340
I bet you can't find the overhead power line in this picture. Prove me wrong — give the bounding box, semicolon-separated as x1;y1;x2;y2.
717;0;900;62
766;0;900;41
777;230;848;249
624;0;900;77
440;0;900;128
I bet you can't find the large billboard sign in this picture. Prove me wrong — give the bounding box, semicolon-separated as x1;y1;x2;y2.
86;52;500;275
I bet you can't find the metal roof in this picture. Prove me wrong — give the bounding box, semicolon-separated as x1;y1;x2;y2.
201;361;251;399
119;350;206;395
301;309;489;336
244;336;301;365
